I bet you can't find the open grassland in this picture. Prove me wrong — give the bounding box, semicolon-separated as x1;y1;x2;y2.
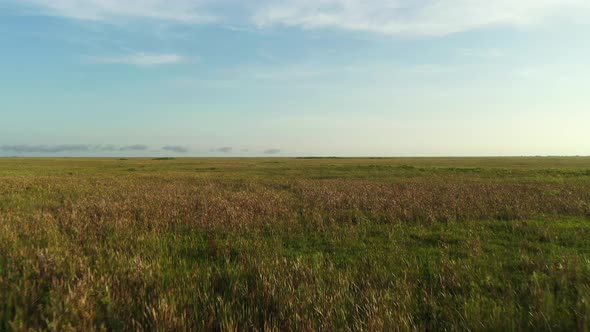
1;157;590;331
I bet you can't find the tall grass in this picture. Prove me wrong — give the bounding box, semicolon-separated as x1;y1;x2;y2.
1;158;590;330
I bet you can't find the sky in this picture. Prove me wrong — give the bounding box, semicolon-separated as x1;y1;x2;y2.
1;0;589;157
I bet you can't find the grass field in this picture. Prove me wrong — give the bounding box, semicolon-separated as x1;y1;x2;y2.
1;157;590;331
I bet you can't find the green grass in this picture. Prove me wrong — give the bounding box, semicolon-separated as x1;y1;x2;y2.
0;157;590;330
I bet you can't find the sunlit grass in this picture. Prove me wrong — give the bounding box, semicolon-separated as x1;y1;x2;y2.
0;157;589;330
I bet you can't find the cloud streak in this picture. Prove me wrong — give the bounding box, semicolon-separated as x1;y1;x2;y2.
0;144;92;153
17;0;216;23
89;53;190;66
96;144;118;151
264;148;281;155
162;145;189;153
253;0;590;37
215;147;233;153
119;145;149;151
0;144;284;156
0;144;155;154
11;1;590;37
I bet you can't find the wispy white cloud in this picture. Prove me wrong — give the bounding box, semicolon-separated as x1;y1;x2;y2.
253;0;590;37
10;0;590;37
88;53;190;66
16;0;216;23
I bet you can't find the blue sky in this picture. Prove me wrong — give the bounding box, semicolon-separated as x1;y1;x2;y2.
1;0;589;157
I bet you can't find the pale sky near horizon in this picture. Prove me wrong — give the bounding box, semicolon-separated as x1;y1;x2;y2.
1;0;589;157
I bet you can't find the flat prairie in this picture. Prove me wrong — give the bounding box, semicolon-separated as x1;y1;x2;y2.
1;157;590;331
